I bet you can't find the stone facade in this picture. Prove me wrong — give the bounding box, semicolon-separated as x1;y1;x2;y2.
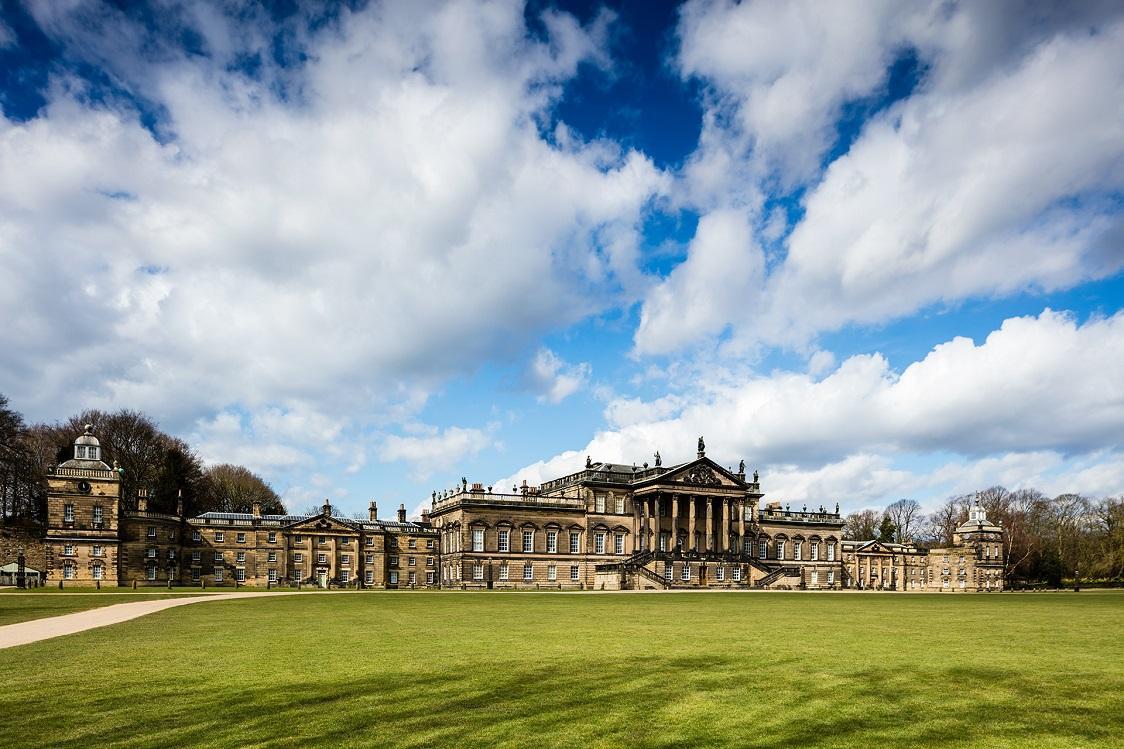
840;501;1006;592
35;426;1004;592
39;428;438;588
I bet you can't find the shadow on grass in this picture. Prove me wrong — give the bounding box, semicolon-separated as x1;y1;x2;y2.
6;654;1121;749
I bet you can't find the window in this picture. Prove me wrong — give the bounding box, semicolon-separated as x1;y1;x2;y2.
192;529;201;542
147;547;157;559
594;493;606;513
547;530;558;553
389;555;399;567
548;564;557;581
499;562;509;580
681;564;691;582
473;563;484;581
426;557;434;567
389;537;398;548
616;497;625;514
408;539;417;549
267;551;277;563
214;551;223;562
147;566;157;581
408;557;416;567
794;541;802;561
168;529;176;542
811;571;819;585
732;567;742;582
664;562;673;581
63;563;76;579
365;553;374;564
827;570;834;585
76;446;85;459
365;571;374;584
615;534;625;555
294;535;303;544
426;539;434;549
235;568;246;582
92;564;103;580
570;565;579;581
811;542;819;561
716;566;725;581
340;570;350;584
92;545;102;557
827;543;836;561
215;532;224;543
472;529;485;552
366;537;374;546
660;532;669;552
498;529;510;552
342;554;350;566
760;539;768;559
192;568;201;582
236;551;246;563
63;544;75;556
192;551;201;563
389;571;399;584
743;537;753;554
522;530;534;553
569;532;580;554
408;571;416;585
268;569;278;583
776;540;785;559
523;563;533;581
268;532;276;543
214;568;224;582
167;548;176;560
236;532;246;544
595;532;606;554
318;553;327;564
339;538;348;546
64;504;74;522
93;505;103;525
294;552;303;563
319;536;328;545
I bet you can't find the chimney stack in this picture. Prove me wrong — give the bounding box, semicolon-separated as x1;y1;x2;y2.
322;500;332;517
369;501;378;521
397;504;406;523
175;488;183;518
137;488;148;513
251;500;262;518
420;510;430;526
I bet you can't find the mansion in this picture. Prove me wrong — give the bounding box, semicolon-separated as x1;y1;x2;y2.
41;427;1004;592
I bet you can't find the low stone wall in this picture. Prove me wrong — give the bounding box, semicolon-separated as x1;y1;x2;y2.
0;526;48;574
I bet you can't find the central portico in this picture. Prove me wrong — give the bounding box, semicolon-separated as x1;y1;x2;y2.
427;439;843;590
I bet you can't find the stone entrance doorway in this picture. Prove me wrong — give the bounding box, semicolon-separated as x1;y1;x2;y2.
317;571;328;589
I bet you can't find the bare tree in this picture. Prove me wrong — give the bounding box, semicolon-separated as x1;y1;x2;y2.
200;464;285;515
843;509;881;540
885;499;922;543
927;495;970;547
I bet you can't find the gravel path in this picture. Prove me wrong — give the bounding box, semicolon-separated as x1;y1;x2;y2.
0;592;300;649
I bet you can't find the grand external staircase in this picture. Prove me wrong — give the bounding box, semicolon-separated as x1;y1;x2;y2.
754;565;801;588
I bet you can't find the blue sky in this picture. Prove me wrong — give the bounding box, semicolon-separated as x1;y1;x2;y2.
1;1;1122;519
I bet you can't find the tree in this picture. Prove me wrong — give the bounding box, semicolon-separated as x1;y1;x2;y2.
843;509;880;540
885;499;922;543
200;464;285;515
0;394;44;524
877;514;896;543
927;495;970;547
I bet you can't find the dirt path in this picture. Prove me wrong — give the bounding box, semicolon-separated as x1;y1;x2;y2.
0;591;300;650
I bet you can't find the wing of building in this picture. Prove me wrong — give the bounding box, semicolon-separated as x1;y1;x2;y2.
39;427;1004;592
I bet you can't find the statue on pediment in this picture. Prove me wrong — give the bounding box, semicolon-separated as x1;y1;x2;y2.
654;450;661;467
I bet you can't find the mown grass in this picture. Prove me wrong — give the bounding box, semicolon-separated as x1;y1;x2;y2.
0;592;204;625
0;591;1121;748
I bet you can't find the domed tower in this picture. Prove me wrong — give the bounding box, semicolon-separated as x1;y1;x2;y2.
953;497;1006;591
45;425;123;586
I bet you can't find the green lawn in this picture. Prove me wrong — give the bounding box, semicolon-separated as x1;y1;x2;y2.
0;592;203;625
0;591;1121;748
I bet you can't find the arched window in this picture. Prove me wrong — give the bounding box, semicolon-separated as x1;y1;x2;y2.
776;540;785;560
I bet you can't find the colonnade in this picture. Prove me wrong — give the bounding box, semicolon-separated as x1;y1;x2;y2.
635;494;749;554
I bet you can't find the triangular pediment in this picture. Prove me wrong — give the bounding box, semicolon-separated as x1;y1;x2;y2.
855;540;892;553
283;514;359;533
645;457;745;489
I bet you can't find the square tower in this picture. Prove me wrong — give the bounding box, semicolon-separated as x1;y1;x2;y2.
45;425;122;586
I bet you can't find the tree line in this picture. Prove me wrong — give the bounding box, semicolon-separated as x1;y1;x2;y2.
0;393;285;525
844;491;1124;585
